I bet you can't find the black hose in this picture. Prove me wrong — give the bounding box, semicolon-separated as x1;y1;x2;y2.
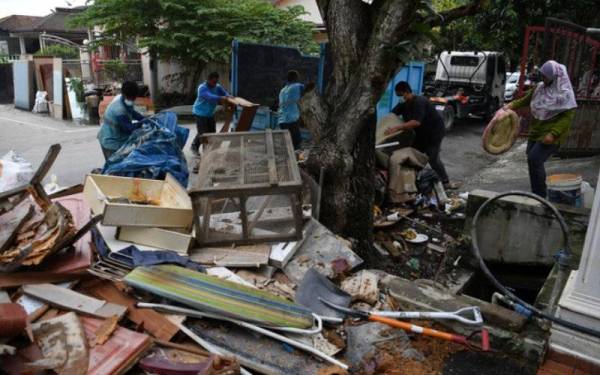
471;190;600;338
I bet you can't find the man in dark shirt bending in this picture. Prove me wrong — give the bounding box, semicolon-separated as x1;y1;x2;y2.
385;81;458;189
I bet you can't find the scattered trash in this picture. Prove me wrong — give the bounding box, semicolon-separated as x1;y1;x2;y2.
340;270;380;305
0;150;34;193
405;258;420;271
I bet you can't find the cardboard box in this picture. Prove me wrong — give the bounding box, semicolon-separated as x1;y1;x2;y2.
83;174;192;228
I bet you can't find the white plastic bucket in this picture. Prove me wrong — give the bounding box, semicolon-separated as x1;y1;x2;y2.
547;174;582;207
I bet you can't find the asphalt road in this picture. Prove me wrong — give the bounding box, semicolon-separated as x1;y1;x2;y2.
0;105;596;192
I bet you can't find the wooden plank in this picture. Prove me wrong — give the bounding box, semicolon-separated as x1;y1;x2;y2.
265;129;278;186
247;196;273;234
86;281;179;341
240;196;249;240
189;244;270;267
290;193;304;241
190;184;301;198
239;135;245;185
282;130;302;184
22;283;127;319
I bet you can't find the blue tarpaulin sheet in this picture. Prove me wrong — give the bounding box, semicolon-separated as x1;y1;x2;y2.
103;111;190;186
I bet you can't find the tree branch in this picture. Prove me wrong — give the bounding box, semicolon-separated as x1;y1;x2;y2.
431;0;486;27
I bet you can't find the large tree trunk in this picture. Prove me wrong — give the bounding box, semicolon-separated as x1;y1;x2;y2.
302;0;485;260
301;0;419;260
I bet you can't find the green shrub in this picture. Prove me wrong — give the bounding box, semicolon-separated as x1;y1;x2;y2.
34;44;79;59
102;60;128;81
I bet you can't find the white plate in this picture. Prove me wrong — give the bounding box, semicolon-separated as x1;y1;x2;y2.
406;233;429;244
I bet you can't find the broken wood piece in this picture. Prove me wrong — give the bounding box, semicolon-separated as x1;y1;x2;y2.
92;315;119;346
27;312;88;375
154;339;211;357
22;283;127;319
0;199;34;251
82;316;152;375
0;303;28;337
81;281;179;341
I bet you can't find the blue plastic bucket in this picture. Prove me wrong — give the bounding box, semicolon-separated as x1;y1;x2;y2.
547;174;582;207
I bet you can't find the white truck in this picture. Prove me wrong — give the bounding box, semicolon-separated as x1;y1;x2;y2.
425;51;507;130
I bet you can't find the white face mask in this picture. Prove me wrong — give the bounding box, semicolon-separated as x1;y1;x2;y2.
124;99;134;106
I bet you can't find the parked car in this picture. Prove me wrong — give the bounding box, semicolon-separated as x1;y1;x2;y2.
504;72;531;102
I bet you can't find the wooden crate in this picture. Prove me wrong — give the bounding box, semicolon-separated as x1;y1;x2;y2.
190;129;303;246
83;173;192;228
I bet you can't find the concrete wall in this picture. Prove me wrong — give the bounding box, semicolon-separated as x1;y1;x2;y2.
141;53;230;97
465;189;590;266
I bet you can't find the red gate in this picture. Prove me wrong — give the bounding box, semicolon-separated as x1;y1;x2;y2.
518;18;600;156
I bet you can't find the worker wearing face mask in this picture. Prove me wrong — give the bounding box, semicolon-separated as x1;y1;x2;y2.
97;81;145;160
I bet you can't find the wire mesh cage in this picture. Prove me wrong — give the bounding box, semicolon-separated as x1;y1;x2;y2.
190;130;304;246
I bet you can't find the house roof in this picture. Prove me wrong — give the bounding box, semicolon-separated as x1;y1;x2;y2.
0;15;43;32
12;7;88;35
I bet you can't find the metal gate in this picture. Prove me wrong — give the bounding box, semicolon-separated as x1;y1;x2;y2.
518;18;600;156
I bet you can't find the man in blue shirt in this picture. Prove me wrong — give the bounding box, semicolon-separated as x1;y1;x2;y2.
98;81;144;160
190;72;231;155
278;70;305;149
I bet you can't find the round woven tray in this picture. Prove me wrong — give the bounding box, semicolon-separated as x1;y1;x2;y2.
482;109;519;155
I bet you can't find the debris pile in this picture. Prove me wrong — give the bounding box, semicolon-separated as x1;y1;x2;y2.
0;142;541;375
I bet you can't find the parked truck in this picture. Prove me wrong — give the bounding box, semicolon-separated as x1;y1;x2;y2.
424;51;507;130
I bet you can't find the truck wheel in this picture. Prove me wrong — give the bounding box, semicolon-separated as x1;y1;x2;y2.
485;98;499;121
442;105;455;131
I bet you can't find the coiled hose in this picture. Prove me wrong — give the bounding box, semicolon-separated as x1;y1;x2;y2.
471;190;600;338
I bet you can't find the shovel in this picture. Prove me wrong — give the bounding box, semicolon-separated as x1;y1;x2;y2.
371;306;483;326
320;298;490;351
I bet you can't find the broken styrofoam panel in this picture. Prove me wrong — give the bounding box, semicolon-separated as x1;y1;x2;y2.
283;218;363;284
269;240;304;269
340;270;380;305
28;312;88;375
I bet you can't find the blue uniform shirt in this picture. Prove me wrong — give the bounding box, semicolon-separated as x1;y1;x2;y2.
192;82;229;118
98;95;144;151
278;82;304;124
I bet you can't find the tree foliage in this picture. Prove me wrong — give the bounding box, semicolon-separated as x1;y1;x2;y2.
71;0;318;65
34;44;80;59
433;0;600;69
